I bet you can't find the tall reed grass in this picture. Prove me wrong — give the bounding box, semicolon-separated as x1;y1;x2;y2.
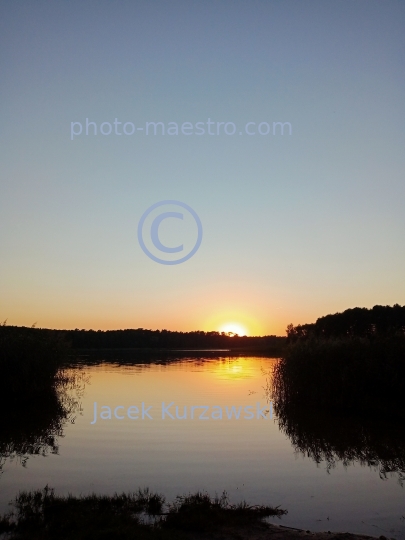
0;325;69;397
272;336;405;418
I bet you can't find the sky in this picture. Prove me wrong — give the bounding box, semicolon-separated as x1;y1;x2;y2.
1;0;404;336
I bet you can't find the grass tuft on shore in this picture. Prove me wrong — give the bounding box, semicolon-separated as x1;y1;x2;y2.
163;490;285;532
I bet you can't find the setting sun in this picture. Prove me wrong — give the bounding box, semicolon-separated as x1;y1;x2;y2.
218;323;249;336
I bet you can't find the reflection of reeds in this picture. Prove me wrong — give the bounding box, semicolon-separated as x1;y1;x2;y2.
271;336;405;418
0;370;87;473
0;487;286;539
271;399;405;485
0;325;76;472
268;337;405;484
0;325;88;475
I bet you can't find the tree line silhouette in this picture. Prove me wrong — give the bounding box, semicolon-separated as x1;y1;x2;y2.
2;304;404;351
0;324;285;351
286;304;405;341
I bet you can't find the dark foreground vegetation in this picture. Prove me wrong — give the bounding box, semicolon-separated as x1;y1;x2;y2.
0;323;69;397
0;323;85;473
274;305;405;420
268;306;405;482
0;487;286;540
273;335;405;418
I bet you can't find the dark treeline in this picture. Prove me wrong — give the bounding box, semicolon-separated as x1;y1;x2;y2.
286;304;405;341
64;328;284;350
0;324;285;351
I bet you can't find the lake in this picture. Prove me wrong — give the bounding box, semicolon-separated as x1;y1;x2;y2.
1;355;404;538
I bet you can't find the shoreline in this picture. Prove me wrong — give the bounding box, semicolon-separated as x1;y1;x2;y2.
190;522;398;540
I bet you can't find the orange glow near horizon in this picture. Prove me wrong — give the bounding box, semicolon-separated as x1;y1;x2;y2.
202;310;264;337
2;301;281;336
218;322;249;337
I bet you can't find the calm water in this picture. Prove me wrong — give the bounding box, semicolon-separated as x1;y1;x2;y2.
1;356;404;538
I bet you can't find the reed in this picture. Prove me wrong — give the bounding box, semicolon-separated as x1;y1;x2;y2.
272;335;405;418
0;324;69;397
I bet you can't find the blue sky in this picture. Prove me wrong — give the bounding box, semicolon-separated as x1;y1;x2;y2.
1;0;404;334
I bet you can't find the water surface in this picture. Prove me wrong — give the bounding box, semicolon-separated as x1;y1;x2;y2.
1;356;404;539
